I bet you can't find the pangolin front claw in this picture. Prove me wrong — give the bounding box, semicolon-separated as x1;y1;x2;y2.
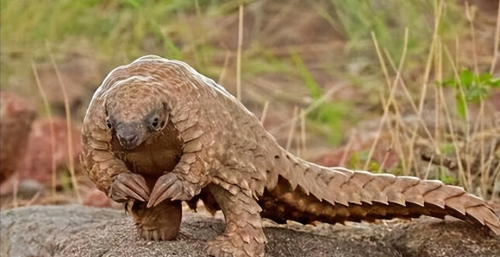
109;172;150;202
148;173;191;208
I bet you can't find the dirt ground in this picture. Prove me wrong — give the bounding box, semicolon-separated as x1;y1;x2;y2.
1;205;499;257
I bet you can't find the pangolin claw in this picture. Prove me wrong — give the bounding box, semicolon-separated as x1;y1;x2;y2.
148;173;191;208
109;173;150;202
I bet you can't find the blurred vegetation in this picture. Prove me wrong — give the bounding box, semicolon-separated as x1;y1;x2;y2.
1;0;499;199
442;69;500;119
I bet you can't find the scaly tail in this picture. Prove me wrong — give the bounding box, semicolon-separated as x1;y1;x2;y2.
261;154;500;235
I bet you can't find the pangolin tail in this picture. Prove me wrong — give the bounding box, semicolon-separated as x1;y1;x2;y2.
260;162;500;235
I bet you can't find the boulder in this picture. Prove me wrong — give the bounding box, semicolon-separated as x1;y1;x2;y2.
1;205;498;257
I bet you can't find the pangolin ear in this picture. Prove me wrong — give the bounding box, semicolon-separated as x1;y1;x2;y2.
102;100;111;129
162;102;170;129
103;99;109;117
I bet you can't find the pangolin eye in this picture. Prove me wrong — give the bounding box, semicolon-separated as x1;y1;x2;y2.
151;117;159;128
106;118;112;129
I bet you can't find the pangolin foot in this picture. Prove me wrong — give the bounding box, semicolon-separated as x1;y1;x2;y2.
205;234;265;257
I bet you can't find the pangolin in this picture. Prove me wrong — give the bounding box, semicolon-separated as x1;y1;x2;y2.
81;55;500;257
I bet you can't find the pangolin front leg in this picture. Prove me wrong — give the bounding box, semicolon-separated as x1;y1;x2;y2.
148;138;210;207
205;184;266;257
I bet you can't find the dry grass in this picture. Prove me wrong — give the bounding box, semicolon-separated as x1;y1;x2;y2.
358;0;500;199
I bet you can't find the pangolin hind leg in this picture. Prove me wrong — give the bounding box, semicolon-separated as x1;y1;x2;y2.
127;199;182;241
205;184;266;257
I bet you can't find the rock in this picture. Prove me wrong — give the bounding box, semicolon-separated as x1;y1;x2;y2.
0;92;36;184
81;188;113;208
1;205;499;257
15;179;44;199
17;117;82;185
389;219;500;257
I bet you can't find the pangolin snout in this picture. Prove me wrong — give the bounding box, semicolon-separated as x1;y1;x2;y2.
116;123;141;149
118;133;138;149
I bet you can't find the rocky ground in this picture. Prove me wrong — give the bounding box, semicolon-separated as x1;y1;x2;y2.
1;205;499;257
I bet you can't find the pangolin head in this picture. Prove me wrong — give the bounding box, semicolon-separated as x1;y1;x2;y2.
104;81;169;149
